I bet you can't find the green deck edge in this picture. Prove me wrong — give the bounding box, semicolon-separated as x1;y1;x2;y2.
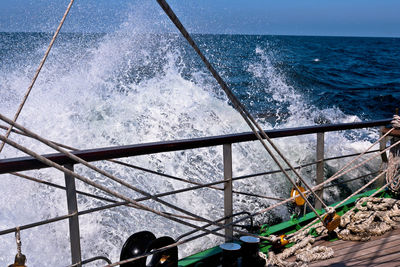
178;246;222;267
178;188;393;266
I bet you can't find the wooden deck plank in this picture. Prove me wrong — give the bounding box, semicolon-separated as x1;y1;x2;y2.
308;226;400;267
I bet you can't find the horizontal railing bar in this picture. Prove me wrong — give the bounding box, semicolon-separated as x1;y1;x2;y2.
232;190;285;201
67;256;112;266
81;256;112;265
323;149;380;163
232;149;380;181
322;171;380;190
0;119;390;174
0;213;75;236
11;172;119;203
8;149;383;216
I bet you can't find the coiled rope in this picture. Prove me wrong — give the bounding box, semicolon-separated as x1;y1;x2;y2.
259;236;334;266
386;115;400;192
337;197;400;241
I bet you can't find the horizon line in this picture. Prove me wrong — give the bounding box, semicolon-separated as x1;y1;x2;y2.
0;31;399;39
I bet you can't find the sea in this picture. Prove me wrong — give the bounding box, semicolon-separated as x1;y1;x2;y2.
0;29;399;265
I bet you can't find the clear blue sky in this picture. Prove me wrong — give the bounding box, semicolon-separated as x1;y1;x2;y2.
0;0;399;37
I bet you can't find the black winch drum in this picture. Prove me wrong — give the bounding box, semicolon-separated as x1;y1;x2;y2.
120;231;156;267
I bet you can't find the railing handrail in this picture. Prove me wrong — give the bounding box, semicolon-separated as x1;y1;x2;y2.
0;118;391;174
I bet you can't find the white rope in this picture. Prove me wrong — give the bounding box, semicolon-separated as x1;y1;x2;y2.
386;151;400;192
0;0;75;154
386;117;400;192
337;197;400;241
260;236;334;266
0;114;278;250
317;126;394;192
392;115;400;129
156;0;328;227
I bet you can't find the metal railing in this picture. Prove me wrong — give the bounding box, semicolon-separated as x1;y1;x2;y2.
0;118;392;266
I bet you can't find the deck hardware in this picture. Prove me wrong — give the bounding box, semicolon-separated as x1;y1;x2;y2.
240;236;266;267
146;236;178;267
271;234;289;250
8;227;26;267
323;209;341;232
291;181;306;206
120;231;156;267
219;243;241;267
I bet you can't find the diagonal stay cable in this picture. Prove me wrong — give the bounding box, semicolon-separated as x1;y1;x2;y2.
0;123;225;190
2;123;285;203
156;0;328;213
156;0;327;221
320;127;394;188
0;133;235;241
3;111;397;240
0;113;258;239
106;169;396;267
0;0;75;154
287;168;395;239
11;172;119;203
1;134;280;251
1;117;292;245
2;121;383;202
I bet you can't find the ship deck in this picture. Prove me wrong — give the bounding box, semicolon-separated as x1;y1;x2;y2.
307;227;400;267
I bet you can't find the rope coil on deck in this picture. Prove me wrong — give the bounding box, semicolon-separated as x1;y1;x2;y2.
265;194;400;266
337;197;400;241
260;236;334;267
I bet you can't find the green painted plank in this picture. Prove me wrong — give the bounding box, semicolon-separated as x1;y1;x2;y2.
178;246;221;266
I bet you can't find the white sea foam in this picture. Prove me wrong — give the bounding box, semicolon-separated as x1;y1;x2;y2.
0;7;381;267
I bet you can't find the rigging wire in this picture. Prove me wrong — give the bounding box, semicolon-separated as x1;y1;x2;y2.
0;132;236;240
1;110;397;235
0;0;397;263
0;0;76;154
155;0;328;222
0;114;281;243
1;125;397;266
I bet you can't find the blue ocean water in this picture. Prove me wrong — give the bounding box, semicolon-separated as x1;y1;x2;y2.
192;34;400;122
1;33;399;123
0;31;399;265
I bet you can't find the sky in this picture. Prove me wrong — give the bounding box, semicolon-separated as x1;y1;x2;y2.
0;0;399;37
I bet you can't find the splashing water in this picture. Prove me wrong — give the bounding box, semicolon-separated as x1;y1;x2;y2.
0;7;384;266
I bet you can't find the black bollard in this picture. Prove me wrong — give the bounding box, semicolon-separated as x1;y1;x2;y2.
219;243;241;267
240;236;265;267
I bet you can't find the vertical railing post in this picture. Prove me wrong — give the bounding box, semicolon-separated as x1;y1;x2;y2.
64;164;82;267
315;133;325;210
223;143;233;242
378;127;388;187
